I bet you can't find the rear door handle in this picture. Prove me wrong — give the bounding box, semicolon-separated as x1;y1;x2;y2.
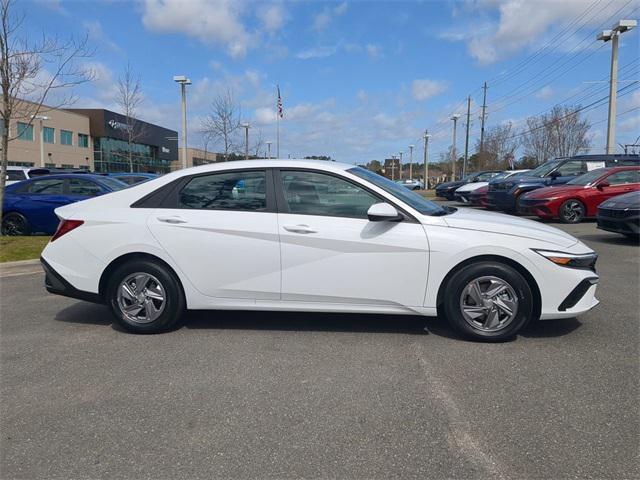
157;216;187;224
283;224;317;234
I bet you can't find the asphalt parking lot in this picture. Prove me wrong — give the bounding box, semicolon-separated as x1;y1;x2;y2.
1;206;638;479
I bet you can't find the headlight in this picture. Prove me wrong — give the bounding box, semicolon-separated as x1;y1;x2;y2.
533;249;597;270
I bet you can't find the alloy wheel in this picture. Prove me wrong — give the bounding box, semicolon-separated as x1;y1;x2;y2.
117;272;166;324
459;276;519;332
561;200;583;223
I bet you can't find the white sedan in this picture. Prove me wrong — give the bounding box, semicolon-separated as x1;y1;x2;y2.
41;160;599;341
454;169;530;203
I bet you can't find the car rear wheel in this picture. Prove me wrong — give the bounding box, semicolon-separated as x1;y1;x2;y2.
559;199;585;224
1;212;31;236
443;262;534;341
106;259;185;334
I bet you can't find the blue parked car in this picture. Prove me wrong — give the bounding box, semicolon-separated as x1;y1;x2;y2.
486;154;640;212
106;172;158;185
1;174;127;236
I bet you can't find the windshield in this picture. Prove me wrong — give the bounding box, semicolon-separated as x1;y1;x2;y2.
528;160;561;178
99;177;128;191
349;167;446;215
567;168;606;186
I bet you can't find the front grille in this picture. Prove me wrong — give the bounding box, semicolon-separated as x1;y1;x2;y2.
598;207;638;219
489;183;507;192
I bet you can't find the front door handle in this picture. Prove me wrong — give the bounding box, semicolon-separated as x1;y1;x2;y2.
283;224;317;234
157;216;187;224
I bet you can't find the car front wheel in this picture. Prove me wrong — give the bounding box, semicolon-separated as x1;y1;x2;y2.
2;212;31;236
443;262;534;341
106;259;185;334
558;199;585;223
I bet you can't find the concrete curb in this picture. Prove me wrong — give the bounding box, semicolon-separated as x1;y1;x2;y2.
0;258;42;278
0;258;41;267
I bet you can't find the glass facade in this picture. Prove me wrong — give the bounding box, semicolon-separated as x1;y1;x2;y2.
93;137;172;173
17;122;33;141
60;130;73;145
43;126;55;143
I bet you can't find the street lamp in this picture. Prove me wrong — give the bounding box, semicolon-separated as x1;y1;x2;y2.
451;114;460;181
423;131;430;189
266;141;272;159
31;115;49;168
242;123;250;160
597;19;637;154
398;151;403;180
408;145;414;180
173;75;191;169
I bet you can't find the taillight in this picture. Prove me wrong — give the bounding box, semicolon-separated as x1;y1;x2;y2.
51;219;84;242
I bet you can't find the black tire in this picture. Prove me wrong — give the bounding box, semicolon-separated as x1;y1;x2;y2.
443;261;535;342
1;212;31;236
106;259;185;334
558;199;585;224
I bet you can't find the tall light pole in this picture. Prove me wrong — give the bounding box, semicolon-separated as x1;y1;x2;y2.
32;115;49;168
423;130;430;190
408;145;414;179
463;96;471;178
173;75;191;169
242;123;250;160
266;141;272;159
451;114;460;181
597;20;637;154
390;155;397;181
398;151;403;180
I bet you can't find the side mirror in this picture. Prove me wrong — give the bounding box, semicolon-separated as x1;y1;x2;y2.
596;181;609;191
550;171;561;179
367;203;403;222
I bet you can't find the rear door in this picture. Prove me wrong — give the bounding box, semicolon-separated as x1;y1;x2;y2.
148;169;281;300
591;170;640;213
275;169;429;307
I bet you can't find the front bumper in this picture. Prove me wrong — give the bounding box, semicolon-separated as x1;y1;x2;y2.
518;198;554;217
540;277;599;320
597;208;640;236
41;257;103;304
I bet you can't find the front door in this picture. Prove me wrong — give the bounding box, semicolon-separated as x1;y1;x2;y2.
148;169;281;300
590;170;640;214
275;169;429;307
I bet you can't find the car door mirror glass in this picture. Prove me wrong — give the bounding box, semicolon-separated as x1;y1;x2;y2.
367;203;402;222
596;181;609;190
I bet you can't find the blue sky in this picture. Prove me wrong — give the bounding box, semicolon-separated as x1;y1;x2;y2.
25;0;640;163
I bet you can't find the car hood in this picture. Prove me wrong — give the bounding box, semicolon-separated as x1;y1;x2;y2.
600;190;640;208
523;184;584;199
456;181;489;193
442;208;578;248
493;175;546;187
436;180;464;190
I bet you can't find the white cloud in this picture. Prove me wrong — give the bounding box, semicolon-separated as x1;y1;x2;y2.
446;0;633;65
296;45;338;60
535;86;554;100
82;20;121;54
618;115;640;133
313;2;348;31
142;0;287;57
356;90;367;102
411;79;448;101
366;44;382;59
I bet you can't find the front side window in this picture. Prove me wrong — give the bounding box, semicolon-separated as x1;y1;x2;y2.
60;130;73;146
178;170;267;211
17;122;33;141
78;133;89;148
556;160;586;177
43;127;55;144
529;160;561;178
606;170;640;185
280;170;379;218
27;178;64;195
475;172;500;181
68;178;103;196
567;168;606;186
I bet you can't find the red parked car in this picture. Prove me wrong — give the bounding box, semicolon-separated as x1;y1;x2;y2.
468;185;489;207
518;166;640;223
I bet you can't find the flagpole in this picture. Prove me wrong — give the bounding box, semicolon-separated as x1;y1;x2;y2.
276;110;280;159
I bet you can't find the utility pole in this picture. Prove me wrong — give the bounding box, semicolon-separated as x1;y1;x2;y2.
479;81;488;156
423;130;430;190
408;145;414;179
266;141;272;159
398;151;403;180
451;114;460;181
242;123;250;160
32;115;49;168
464;96;471;178
597;20;636;154
390;155;397;181
173;76;192;169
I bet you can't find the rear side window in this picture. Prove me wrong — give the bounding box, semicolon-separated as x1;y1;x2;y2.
26;178;64;194
68;178;103;196
178;170;267;211
606;170;640;185
557;160;586;177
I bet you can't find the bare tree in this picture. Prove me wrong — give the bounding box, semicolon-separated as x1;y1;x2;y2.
0;0;93;219
475;122;519;170
521;105;592;165
115;62;145;173
251;128;264;158
200;88;241;161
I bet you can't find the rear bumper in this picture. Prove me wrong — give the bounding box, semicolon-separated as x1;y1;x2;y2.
41;257;103;304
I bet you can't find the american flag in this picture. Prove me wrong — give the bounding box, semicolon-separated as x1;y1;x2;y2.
277;85;284;118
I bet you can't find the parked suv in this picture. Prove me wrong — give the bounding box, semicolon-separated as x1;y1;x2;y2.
486;154;640;212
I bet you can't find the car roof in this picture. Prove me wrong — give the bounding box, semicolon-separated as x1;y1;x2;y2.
21;173;112;181
175;159;355;174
